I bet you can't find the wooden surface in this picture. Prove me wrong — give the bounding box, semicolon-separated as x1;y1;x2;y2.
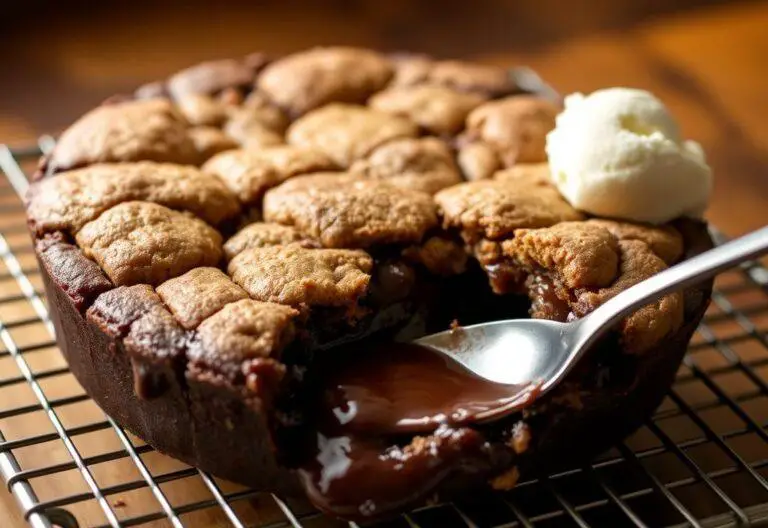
1;1;768;526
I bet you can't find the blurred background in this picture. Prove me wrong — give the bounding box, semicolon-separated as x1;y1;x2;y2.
1;0;767;236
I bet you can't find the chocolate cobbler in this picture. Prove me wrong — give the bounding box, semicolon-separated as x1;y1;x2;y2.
26;47;713;520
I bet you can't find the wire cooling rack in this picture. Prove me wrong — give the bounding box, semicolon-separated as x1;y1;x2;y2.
0;141;767;528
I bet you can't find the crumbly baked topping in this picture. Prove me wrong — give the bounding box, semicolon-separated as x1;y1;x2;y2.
45;99;201;174
504;221;683;354
435;176;583;243
188;126;239;160
349;138;462;194
75;201;223;286
157;267;249;329
287;104;419;167
223;222;312;261
456;97;559;180
203;146;337;206
228;245;373;307
263;173;438;248
27;47;696;399
28;162;240;234
390;55;520;97
369;85;486;135
257;47;393;116
585;219;683;265
188;299;298;372
167;58;259;99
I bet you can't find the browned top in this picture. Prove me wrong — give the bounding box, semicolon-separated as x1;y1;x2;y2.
187;299;298;381
27;162;240;234
504;221;684;354
349;138;462;195
228;245;373;307
24;46;701;402
167;57;258;99
202;146;337;205
390;56;520;97
435;176;583;242
156;267;249;329
369;85;486;135
505;222;620;289
287;104;419;167
223;223;312;261
462;96;560;167
263;173;438;248
46;99;201;174
585;219;684;265
258;47;393;116
75;201;223;287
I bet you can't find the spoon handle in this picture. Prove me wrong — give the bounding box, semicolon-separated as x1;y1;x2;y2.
572;225;768;352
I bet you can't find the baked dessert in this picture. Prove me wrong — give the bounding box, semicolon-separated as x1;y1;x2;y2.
26;47;713;520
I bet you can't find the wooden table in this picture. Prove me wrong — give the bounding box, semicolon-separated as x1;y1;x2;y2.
1;1;767;525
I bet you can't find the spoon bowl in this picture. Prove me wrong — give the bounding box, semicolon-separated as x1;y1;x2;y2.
415;225;768;424
416;319;569;386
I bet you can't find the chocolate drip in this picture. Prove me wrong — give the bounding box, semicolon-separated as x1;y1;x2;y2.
298;342;537;519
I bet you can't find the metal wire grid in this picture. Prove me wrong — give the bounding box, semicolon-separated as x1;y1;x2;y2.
0;142;765;528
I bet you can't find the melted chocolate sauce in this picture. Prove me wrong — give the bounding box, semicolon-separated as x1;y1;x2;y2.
313;342;536;434
298;341;539;519
298;425;493;519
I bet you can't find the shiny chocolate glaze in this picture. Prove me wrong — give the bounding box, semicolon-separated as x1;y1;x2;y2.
297;342;536;519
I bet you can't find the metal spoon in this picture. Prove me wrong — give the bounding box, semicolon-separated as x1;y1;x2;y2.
415;225;768;423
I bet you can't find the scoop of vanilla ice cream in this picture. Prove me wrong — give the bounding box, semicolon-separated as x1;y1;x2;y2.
546;88;712;224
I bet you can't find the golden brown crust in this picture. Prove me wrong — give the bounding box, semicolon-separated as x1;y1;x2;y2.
263;173;438;248
202;146;338;206
389;54;434;87
188;299;298;372
227;123;284;150
156;267;248;329
258;47;393;116
585;219;683;265
369;85;485;135
577;240;683;354
456;141;501;181
287;104;418;167
167;58;257;99
75;201;223;286
349;138;461;194
224;223;312;261
435;178;583;242
503;222;683;354
188;126;239;160
27;162;241;235
428;61;516;96
462;96;560;167
503;222;620;289
228;245;373;307
391;56;517;97
223;92;289;146
493;163;554;187
176;94;230;126
46;99;199;173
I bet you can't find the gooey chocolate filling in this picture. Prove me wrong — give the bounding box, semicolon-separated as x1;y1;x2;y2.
297;342;537;519
287;267;566;520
